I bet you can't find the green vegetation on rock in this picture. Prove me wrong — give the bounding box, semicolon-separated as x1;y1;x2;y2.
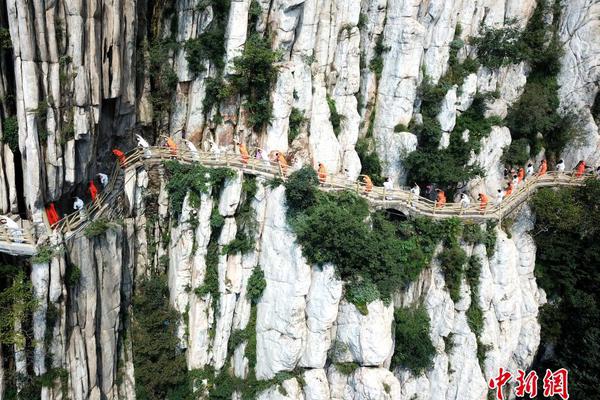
528;179;600;397
230;34;281;131
392;305;436;375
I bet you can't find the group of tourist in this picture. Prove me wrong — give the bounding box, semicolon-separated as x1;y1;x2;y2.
36;133;600;230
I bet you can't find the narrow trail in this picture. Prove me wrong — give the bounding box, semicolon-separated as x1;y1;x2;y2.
1;146;593;256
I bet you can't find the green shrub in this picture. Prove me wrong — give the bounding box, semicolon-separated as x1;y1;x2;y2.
185;0;230;75
470;21;524;69
132;275;188;400
465;256;483;336
65;264;81;287
288;192;430;301
392;305;436;375
2;116;19;152
163;161;235;219
284;166;319;214
462;223;486;244
0;271;37;347
526;179;600;397
84;218;113;238
247;266;266;303
32;244;56;263
484;221;497;257
394;123;408;132
501;138;530;167
230;34;280;131
0;27;12;49
288;107;306;144
267;176;284;188
437;244;468;302
369;34;389;79
203;77;233;114
222;233;254;255
146;37;179;122
326;95;344;136
355;138;384;186
334;362;360;375
345;279;381;315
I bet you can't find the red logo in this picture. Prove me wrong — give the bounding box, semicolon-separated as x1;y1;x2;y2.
487;368;569;399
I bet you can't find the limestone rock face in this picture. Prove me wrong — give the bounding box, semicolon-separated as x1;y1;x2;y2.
256;186;311;379
3;0;599;399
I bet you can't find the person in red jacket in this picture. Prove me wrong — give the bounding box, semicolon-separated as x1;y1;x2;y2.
363;175;373;194
478;193;488;211
89;180;98;201
517;167;525;183
436;189;447;208
317;163;327;184
45;203;60;226
238;143;250;166
538;159;548;177
505;181;513;197
575;160;586;177
112;149;127;167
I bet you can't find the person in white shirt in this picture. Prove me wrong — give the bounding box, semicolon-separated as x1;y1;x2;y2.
512;174;519;188
409;183;420;207
135;134;152;158
73;197;84;212
97;173;109;188
383;177;393;200
184;139;200;160
209;139;221;157
460;193;471;209
0;216;23;243
496;189;505;205
556;159;565;173
526;163;534;178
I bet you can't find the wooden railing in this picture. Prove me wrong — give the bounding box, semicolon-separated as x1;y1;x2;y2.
0;145;594;255
54;146;594;234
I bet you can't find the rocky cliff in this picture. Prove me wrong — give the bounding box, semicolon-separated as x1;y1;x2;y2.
0;0;599;399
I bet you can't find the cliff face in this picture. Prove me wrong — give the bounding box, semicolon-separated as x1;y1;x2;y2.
0;0;599;399
19;168;543;400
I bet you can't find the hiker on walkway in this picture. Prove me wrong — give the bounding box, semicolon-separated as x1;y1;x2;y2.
435;189;446;208
511;174;519;188
526;163;534;178
363;175;373;195
184;139;200;160
409;183;420;207
166;137;178;156
556;159;565;173
238;143;250;166
0;216;23;243
275;152;288;176
46;203;60;226
383;177;393;200
209;139;221;157
73;197;85;219
538;160;548;177
575;160;586;177
317;163;327;184
97;173;109;188
112;149;127;167
517;167;525;183
505;181;514;197
136;134;152;158
460;193;471;209
478;193;488;211
496;189;505;205
256;148;271;166
89;180;98;202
